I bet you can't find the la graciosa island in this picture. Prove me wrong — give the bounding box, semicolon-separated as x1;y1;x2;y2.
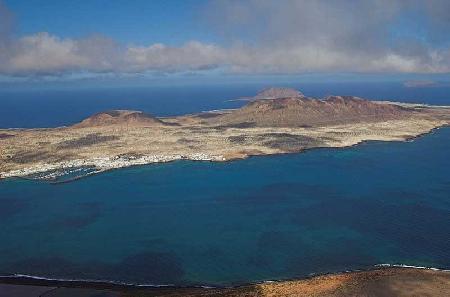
1;88;449;181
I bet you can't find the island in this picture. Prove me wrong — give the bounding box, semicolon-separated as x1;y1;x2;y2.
1;88;449;180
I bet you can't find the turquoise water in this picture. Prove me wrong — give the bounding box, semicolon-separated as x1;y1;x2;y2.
0;128;449;286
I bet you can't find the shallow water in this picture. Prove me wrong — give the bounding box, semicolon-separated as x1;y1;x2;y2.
0;127;449;286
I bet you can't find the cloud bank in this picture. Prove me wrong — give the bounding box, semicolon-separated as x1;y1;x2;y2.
1;0;450;77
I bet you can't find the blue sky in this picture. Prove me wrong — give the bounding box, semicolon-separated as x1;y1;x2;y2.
1;0;450;86
5;0;214;45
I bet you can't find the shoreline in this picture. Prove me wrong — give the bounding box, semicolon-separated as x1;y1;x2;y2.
2;96;449;182
0;153;227;180
2;264;449;289
1;124;448;183
0;265;449;295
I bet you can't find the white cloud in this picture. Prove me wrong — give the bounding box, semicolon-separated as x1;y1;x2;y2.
0;0;449;76
10;33;85;73
125;41;226;72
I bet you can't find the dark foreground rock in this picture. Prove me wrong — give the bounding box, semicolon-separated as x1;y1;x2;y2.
1;267;449;297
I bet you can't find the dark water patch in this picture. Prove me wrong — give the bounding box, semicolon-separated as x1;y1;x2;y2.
247;231;306;272
285;238;377;276
50;202;102;229
258;183;340;200
116;252;184;284
246;252;273;270
4;257;90;279
433;182;450;201
4;251;185;285
256;231;292;251
381;190;426;201
139;238;167;249
200;246;226;260
0;198;27;220
0;247;23;260
247;231;373;275
215;182;341;205
291;199;450;263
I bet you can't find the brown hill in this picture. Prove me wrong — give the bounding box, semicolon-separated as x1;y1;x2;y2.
253;87;304;99
73;110;165;128
208;95;412;128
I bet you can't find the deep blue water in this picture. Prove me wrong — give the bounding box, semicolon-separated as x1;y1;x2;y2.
1;82;450;128
0;127;449;286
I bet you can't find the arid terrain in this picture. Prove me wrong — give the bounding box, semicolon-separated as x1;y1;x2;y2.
1;88;449;179
1;267;449;297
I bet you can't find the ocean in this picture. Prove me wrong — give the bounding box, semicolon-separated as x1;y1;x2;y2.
1;82;450;128
0;82;449;286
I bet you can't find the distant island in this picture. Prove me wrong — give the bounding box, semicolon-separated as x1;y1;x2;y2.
1;88;449;180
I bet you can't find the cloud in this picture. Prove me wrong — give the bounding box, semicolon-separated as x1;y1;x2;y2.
125;41;226;72
0;0;450;77
202;0;450;74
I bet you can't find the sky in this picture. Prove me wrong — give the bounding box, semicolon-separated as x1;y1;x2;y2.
1;0;450;86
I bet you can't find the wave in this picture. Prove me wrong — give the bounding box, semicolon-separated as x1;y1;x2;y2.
1;263;449;289
0;273;221;289
375;263;450;272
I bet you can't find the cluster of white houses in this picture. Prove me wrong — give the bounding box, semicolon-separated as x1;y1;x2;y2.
0;153;225;179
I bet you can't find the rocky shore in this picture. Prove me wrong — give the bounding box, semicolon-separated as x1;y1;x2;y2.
1;267;449;297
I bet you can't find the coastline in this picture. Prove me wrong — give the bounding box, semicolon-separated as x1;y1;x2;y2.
1;265;449;296
1;123;448;182
1;97;449;181
0;153;226;180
